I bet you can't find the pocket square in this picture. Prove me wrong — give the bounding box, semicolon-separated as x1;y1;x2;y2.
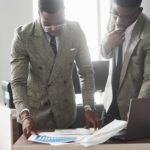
70;48;76;51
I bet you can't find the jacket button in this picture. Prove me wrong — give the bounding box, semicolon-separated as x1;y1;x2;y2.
48;84;52;87
38;66;43;70
44;102;49;106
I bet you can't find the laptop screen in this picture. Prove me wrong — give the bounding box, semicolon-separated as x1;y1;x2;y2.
125;98;150;140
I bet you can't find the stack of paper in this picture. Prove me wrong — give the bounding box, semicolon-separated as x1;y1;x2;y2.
52;128;94;135
28;120;127;146
28;128;94;145
78;119;127;147
29;134;77;144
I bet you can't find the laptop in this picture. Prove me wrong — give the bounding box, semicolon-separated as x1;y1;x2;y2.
112;98;150;140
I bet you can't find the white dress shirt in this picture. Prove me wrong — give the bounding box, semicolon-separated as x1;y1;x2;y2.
122;21;137;62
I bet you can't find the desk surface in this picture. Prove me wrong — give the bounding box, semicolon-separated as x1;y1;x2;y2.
13;134;150;150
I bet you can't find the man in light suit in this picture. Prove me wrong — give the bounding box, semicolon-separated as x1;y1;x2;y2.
11;0;101;137
101;0;150;125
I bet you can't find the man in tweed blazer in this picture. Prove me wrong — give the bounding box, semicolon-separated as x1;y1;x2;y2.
11;0;101;137
101;0;150;125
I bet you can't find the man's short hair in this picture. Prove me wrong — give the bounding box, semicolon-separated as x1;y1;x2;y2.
113;0;142;8
38;0;64;14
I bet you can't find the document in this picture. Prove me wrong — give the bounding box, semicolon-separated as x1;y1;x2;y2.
28;121;127;146
29;134;78;145
52;128;94;135
78;119;127;147
28;128;94;145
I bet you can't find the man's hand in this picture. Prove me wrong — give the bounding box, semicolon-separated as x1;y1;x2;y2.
84;111;101;129
102;29;125;53
20;111;37;138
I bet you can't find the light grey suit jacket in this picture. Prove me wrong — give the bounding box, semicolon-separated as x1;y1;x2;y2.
11;19;95;129
101;13;150;120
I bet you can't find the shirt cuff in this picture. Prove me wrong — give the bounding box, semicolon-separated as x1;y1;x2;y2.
84;105;93;111
20;108;30;115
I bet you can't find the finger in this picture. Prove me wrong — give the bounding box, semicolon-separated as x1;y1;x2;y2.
114;30;125;38
96;119;101;129
93;121;96;130
108;23;115;32
23;128;28;138
109;30;124;44
85;120;91;129
121;35;125;41
26;128;31;138
111;28;122;34
117;36;125;45
88;119;96;129
26;124;33;138
91;119;97;129
31;129;38;135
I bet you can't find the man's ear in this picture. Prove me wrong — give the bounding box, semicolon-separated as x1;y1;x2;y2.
138;7;143;15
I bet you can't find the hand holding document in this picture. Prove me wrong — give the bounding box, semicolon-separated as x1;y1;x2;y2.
79;119;127;147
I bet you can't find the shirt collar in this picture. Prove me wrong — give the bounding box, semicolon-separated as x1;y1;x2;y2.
125;20;137;36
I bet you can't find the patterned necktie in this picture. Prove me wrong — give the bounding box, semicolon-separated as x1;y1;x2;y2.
50;35;57;56
113;44;123;92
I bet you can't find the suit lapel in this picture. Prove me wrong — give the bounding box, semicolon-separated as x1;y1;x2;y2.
30;19;55;69
119;14;145;88
48;23;73;85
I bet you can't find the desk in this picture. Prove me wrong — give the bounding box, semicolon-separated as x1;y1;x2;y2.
0;105;18;150
13;134;150;150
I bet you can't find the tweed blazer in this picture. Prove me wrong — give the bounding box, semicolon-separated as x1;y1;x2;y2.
11;19;95;129
101;13;150;120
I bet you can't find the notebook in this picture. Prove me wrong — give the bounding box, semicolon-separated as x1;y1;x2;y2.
112;98;150;140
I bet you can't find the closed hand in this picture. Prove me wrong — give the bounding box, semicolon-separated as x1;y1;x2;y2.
22;117;37;138
84;111;101;129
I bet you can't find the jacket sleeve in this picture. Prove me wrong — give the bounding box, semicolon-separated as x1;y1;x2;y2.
100;16;115;59
138;44;150;98
10;27;29;115
72;23;95;108
101;44;114;59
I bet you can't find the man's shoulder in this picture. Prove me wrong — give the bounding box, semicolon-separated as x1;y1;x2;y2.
142;13;150;23
66;20;79;26
66;20;82;31
137;14;150;48
140;14;150;37
15;21;36;36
